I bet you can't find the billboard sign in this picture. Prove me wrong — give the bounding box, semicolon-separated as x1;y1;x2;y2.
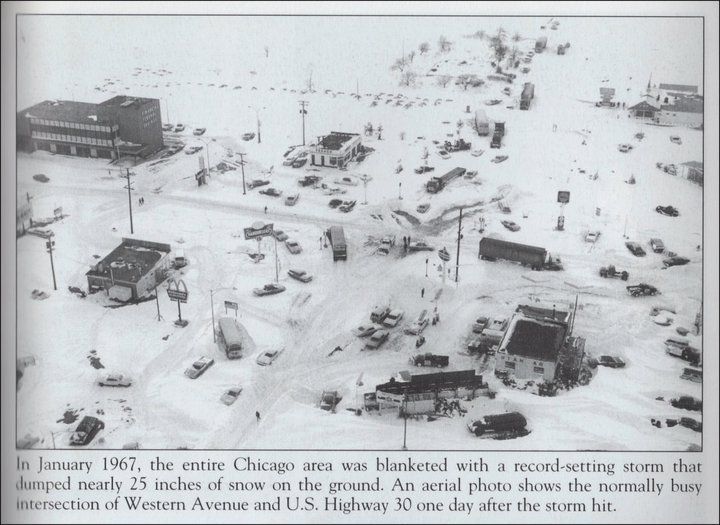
244;222;274;240
557;191;571;203
167;279;189;303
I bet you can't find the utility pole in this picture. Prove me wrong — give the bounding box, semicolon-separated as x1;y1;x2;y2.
273;235;279;283
237;152;247;195
46;235;57;291
398;181;403;200
401;396;408;450
455;208;463;283
154;283;163;321
299;100;308;145
124;168;134;234
210;289;217;342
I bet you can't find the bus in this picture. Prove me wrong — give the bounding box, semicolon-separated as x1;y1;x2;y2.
217;317;244;359
326;226;347;261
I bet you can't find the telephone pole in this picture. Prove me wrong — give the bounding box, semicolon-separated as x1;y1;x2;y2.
237;152;247;195
46;235;57;291
299;100;308;145
455;208;463;283
124;169;134;234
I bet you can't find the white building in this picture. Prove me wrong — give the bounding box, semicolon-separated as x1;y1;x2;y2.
658;97;703;128
309;131;362;169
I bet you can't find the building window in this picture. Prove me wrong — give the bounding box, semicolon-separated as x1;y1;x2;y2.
533;366;545;374
505;361;516;369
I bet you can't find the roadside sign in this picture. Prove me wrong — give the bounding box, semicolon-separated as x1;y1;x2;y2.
224;300;238;311
244;222;274;240
167;279;189;303
438;248;451;262
557;191;570;203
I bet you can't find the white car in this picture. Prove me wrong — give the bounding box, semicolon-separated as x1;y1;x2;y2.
334;177;359;186
382;310;404;328
437;150;451;159
585;231;601;243
352;324;379;337
97;373;132;387
285;194;300;206
184;356;214;379
220;387;243;405
256;349;283;366
285;240;302;254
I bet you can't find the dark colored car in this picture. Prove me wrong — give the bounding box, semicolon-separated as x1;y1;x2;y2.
248;179;270;189
292;158;307;168
328;199;343;208
259;188;282;197
625;242;646;257
656;205;679;217
626;283;660;297
69;416;105;446
670;396;702;411
597;355;626;368
663;256;690;267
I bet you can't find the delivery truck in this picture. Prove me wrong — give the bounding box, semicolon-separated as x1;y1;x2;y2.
426;167;466;193
326;226;347;261
478;237;563;270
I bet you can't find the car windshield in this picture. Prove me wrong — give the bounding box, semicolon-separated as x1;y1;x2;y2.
193;362;203;369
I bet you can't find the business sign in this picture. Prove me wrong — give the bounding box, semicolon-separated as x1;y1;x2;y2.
438;248;451;262
167;279;188;303
244;222;274;240
224;301;238;312
557;191;571;204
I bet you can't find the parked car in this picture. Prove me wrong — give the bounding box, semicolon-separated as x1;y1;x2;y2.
193;127;206;136
273;229;289;242
328;199;343;208
437;150;451;159
656;205;679;217
382;310;404;328
595;355;626;368
414;166;435;174
69;416;105;446
259;188;282;197
247;179;270;189
292;158;307;168
185;356;214;379
97;373;132;387
585;231;601;243
599;265;629;280
285;240;302;254
162;123;174;132
298;175;321;187
669;135;682;145
467;412;528;438
665;340;701;365
377;236;395;256
252;283;286;296
670;395;702;411
501;220;521;232
320;390;341;411
338;200;356;213
174;124;185;132
285;194;299;206
663;256;690;267
288;269;312;282
370;306;391;324
334;177;358;186
650;238;665;253
408;241;434;252
257;349;283;366
220;387;243;405
625;242;646;257
352;324;378;337
626;283;660;297
364;329;390;350
242;132;256;141
617;143;633;153
185;145;203;155
416;203;431;214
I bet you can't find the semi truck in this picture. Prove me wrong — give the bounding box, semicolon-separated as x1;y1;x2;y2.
491;122;505;148
426;167;466;193
520;82;535;110
478;237;563;270
474;110;490;136
535;36;548;52
326;226;347;261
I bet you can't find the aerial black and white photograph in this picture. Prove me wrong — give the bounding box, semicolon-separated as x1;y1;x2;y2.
13;12;706;451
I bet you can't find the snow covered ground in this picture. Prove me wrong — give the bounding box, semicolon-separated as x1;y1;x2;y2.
16;16;703;450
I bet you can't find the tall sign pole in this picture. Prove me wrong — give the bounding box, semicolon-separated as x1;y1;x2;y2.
124;169;134;234
455;208;463;283
46;236;57;290
299;100;308;145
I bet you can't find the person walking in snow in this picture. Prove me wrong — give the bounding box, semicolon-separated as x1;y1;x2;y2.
264;206;268;214
421;287;425;298
255;411;261;422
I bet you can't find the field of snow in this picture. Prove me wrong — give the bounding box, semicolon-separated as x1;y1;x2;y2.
16;16;703;450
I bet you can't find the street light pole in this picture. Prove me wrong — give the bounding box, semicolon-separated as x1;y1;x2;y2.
237;152;247;195
46;235;57;290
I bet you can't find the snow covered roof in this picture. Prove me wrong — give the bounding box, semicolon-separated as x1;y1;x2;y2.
661;97;703;114
658;83;697;94
681;161;703;170
501;314;568;362
629;96;660;110
318;132;360;151
20;100;113;125
87;238;170;284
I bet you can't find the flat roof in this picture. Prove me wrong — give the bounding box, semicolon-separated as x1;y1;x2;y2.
19;100;113;125
319;131;360;151
99;95;159;109
87;239;169;284
503;316;567;362
661;97;703;114
659;83;698;93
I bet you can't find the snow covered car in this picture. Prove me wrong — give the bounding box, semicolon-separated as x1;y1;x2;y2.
501;220;520;232
185;145;203;155
626;283;659;297
650;238;665;253
162;123;174;131
69;416;105;446
599;265;629;280
284;194;299;206
320;391;341;411
334;177;358;186
220;387;243;405
247;179;270;190
377;236;395;255
656;205;679;217
414;166;435;174
670;395;702;411
256;349;283;366
408;241;434;252
353;324;379;337
242;132;256;141
382;310;404;328
416;203;431;214
97;373;132;387
625;242;646;257
185;356;214;379
467;412;528;438
595;355;626;368
253;283;286;296
585;231;601;243
272;229;289;242
364;329;390;350
174;124;186;132
288;269;312;282
663;256;690;267
669;135;682;145
193;127;206;136
665;342;701;366
259;188;282;197
617;143;633;153
437;150;451;159
285;240;302;254
338;200;356;213
328;199;343;208
292;158;307;168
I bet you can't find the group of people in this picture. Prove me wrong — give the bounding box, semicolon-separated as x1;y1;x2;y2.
434;398;466;417
138;197;146;206
402;235;412;253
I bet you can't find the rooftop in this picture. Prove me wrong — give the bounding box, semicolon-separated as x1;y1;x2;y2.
99;95;159;109
502;315;568;362
86;238;170;284
319;131;360;151
661;97;703;114
659;83;698;94
19;100;112;125
516;304;571;324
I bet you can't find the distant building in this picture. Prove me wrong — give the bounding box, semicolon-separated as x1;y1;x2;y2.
494;304;573;382
658;83;698;95
658;96;703;128
680;161;703;185
364;369;488;415
16;194;33;236
86;238;171;301
309;131;361;169
628;95;661;119
17;95;163;159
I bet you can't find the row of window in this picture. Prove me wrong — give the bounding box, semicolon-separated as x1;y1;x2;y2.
504;361;545;374
29;118;116;133
31;123;117;140
31;131;114;147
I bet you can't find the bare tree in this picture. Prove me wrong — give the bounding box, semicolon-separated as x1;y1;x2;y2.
457;74;481;90
400;70;418;87
436;75;452;88
364;122;374;136
438;35;452;53
488;28;508;72
407;50;416;63
306;68;314;92
512;32;522;42
419;42;430;55
391;57;407;73
508;46;519;68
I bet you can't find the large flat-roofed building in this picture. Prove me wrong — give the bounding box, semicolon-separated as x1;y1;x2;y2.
309;131;361;168
17;95;163;159
86;237;171;301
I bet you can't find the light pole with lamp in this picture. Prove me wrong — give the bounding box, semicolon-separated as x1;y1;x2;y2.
210;286;236;342
401;395;409;450
359;174;370;205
